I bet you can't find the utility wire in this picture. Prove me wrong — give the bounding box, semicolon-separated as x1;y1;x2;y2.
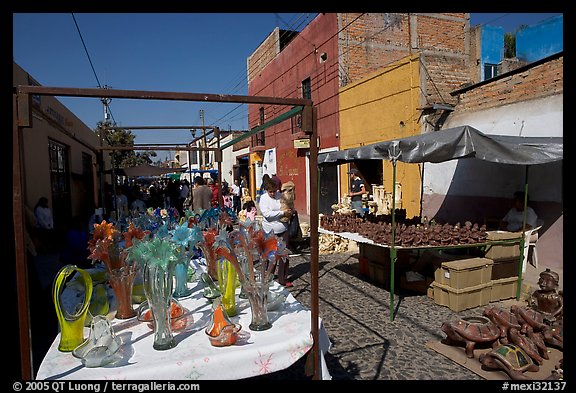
71;13;101;88
71;13;118;125
207;13;311;129
210;13;359;130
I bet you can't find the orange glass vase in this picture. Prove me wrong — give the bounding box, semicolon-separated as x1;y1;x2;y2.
108;264;137;319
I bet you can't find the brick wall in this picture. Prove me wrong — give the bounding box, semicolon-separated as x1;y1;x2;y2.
338;13;469;106
247;28;279;85
455;55;563;112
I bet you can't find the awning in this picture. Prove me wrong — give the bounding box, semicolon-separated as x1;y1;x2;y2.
318;125;563;166
111;163;186;177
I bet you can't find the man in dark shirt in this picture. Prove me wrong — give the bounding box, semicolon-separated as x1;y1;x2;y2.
348;168;367;217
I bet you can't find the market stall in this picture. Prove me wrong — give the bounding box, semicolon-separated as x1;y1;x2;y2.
318;125;563;321
13;86;319;380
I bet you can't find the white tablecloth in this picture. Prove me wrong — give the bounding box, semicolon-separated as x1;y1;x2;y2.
37;274;332;380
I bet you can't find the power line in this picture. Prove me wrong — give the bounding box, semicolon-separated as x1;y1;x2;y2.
71;13;101;88
207;14;313;128
71;14;118;126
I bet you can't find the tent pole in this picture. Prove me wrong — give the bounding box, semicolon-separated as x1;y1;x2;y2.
389;158;397;322
516;170;529;300
308;107;320;379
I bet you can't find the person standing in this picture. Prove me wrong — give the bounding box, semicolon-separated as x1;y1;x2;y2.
177;179;190;216
192;176;213;213
34;197;54;231
240;175;248;202
257;174;271;203
231;179;241;214
221;180;233;209
130;191;148;217
206;178;219;208
115;186;129;228
34;196;55;252
348;168;367;217
259;179;293;287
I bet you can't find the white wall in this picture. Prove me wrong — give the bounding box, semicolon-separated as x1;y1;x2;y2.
423;94;563;201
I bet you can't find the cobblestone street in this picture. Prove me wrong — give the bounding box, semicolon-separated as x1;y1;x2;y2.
254;245;560;381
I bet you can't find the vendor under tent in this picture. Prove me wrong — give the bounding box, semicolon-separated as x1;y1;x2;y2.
318;125;563;321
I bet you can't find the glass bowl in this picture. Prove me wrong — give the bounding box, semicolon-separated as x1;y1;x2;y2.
136;298;191;331
205;323;242;347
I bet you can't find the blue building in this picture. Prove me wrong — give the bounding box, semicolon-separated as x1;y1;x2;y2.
516;15;563;63
476;14;563;81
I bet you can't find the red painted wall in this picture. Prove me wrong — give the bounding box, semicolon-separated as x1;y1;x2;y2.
248;13;340;214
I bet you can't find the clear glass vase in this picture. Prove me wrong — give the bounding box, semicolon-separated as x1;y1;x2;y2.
108;264;137;319
237;251;249;299
143;262;176;350
244;280;272;331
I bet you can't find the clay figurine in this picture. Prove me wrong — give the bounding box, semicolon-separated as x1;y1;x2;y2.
479;343;539;380
542;321;563;350
526;326;550;360
510;305;547;333
483;305;522;344
528;269;563;324
508;327;545;365
441;316;501;358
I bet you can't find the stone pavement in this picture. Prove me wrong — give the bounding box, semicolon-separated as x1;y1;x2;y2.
252;242;563;380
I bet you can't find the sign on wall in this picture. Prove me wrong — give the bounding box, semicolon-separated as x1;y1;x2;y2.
262;148;277;177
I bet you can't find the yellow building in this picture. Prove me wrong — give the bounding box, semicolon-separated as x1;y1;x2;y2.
338;54;424;218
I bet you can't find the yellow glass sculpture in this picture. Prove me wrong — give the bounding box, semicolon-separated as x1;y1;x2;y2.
52;265;93;352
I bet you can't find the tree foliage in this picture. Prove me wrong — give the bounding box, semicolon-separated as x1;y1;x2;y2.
504;33;515;58
95;121;157;168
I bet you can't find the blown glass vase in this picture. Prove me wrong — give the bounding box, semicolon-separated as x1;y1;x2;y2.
108;264;137;319
217;259;238;317
143;261;176;350
173;256;193;299
52;265;93;352
244;280;272;331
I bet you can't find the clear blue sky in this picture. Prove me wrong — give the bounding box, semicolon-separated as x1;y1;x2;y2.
13;13;562;162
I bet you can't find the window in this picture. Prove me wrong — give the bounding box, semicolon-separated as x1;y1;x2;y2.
253;107;265;146
302;77;311;99
49;139;69;196
49;139;71;225
259;107;265;125
483;63;498;81
292;77;312;133
191;146;199;165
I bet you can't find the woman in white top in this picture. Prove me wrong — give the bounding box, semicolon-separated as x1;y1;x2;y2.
34;196;55;252
258;179;293;287
34;197;53;230
259;180;291;234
